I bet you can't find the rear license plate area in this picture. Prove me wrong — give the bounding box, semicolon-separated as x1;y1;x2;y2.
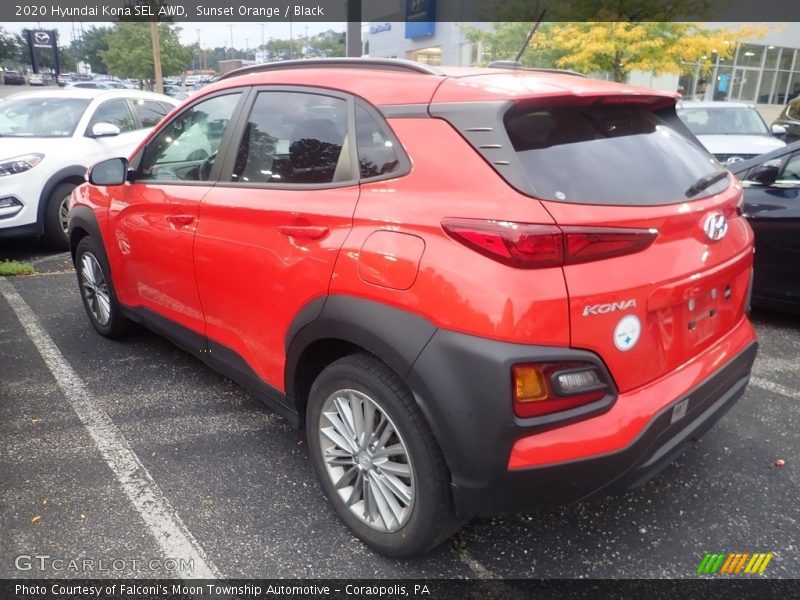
686;286;723;345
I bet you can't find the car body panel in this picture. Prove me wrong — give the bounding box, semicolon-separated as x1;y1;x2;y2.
693;133;785;158
541;185;753;393
68;61;759;523
730;140;800;311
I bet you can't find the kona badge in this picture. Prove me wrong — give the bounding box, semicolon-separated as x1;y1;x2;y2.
583;299;636;317
614;315;641;351
703;212;728;242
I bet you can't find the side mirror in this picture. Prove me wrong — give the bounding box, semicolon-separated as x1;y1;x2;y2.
771;123;787;137
747;163;780;186
89;157;128;186
91;122;121;138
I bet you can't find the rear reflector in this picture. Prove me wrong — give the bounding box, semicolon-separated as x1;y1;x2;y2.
442;219;657;268
512;361;610;418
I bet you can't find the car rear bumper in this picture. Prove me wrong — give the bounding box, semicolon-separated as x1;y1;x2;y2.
407;317;757;519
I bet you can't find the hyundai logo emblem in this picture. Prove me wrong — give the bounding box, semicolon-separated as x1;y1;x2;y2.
703;212;728;242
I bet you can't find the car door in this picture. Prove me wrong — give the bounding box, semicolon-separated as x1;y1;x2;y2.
193;88;360;392
742;151;800;305
106;90;246;342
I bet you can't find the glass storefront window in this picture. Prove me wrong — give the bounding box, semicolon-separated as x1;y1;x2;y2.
737;44;764;68
764;46;779;69
788;72;800;102
778;48;795;70
774;71;792;104
758;70;776;103
714;67;733;100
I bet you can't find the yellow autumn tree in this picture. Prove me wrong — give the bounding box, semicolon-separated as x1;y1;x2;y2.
532;22;766;82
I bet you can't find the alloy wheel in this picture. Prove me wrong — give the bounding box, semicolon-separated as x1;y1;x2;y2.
59;193;71;236
80;252;112;326
318;388;415;533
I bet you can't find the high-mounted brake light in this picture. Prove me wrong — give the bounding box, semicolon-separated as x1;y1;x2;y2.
595;94;669;105
442;219;657;268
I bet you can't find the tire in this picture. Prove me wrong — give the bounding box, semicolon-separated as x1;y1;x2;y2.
75;236;132;339
42;182;76;250
306;353;457;557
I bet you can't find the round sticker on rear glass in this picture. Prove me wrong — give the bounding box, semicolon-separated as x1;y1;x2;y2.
614;315;641;351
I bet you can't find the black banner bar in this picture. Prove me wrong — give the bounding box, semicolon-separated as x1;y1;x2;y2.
3;0;800;23
2;579;799;600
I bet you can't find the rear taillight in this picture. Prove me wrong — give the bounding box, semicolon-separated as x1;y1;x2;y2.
442;219;657;268
513;362;609;418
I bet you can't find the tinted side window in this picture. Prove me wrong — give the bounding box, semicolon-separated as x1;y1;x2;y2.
137;93;241;182
133;99;168;128
231;91;347;185
356;105;400;179
778;153;800;182
89;99;135;133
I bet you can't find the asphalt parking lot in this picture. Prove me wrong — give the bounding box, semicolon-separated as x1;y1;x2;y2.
1;242;798;579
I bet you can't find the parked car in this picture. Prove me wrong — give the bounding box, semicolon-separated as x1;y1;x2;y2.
677;101;786;165
66;81;113;90
3;70;26;85
728;140;800;313
69;58;758;557
27;73;45;86
0;89;178;248
162;84;188;100
771;97;800;144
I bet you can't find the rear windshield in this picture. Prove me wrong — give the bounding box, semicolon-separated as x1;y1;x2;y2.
504;104;728;204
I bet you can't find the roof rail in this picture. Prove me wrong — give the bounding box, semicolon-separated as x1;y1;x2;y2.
487;60;588;78
218;58;444;80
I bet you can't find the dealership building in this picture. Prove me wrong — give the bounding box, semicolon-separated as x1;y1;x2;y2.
365;21;800;108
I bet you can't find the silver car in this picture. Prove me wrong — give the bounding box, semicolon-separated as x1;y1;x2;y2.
677;101;786;166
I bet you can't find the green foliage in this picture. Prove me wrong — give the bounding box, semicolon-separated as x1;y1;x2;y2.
460;22;562;68
100;22;193;79
58;46;78;73
73;26;112;75
0;27;19;65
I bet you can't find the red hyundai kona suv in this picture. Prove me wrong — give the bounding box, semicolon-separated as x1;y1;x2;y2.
68;59;758;557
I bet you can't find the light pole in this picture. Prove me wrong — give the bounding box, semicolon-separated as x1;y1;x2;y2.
195;28;201;72
228;25;234;59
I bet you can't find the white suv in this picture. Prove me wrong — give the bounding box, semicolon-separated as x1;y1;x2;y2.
0;88;179;248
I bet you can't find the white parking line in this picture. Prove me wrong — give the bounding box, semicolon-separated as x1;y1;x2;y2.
0;278;221;579
750;376;800;401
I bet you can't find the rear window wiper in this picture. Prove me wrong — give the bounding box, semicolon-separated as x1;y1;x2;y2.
685;170;729;198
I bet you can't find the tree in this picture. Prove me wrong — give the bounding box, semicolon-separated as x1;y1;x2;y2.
464;16;765;83
100;22;193;80
74;26;113;74
532;22;764;82
58;46;78;73
461;22;562;68
0;27;19;65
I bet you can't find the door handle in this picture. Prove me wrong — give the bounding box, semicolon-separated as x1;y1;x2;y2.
278;225;329;240
166;214;195;227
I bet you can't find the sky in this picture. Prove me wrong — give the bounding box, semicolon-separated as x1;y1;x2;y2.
8;22;346;50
